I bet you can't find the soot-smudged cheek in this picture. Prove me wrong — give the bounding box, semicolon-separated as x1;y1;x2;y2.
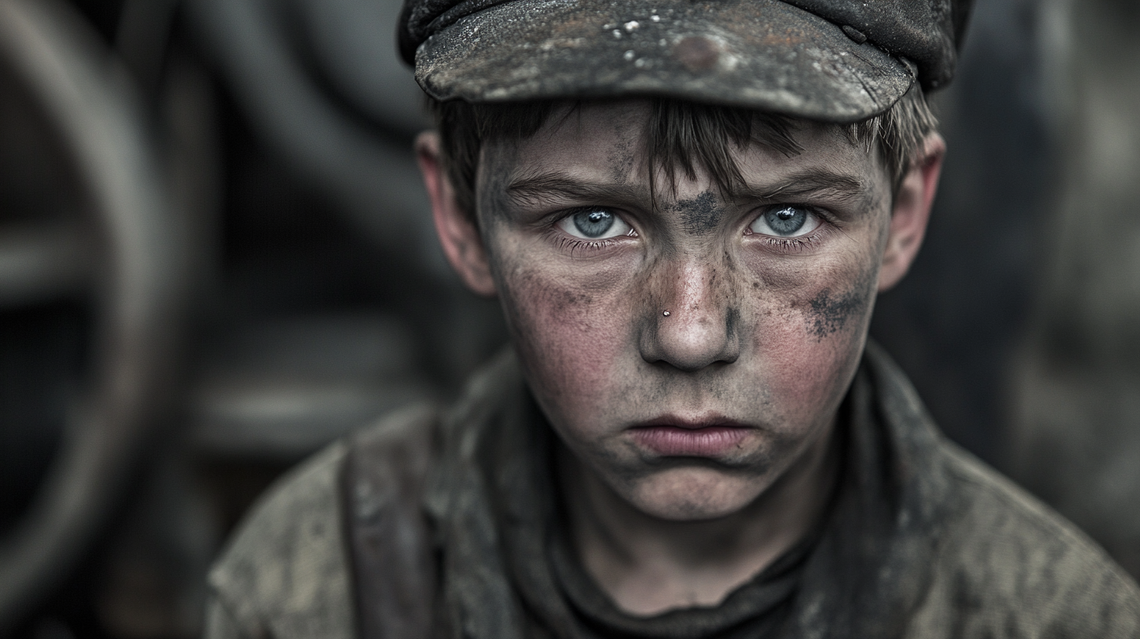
744;284;869;428
740;247;877;344
753;314;847;388
800;266;877;341
804;286;870;339
750;334;859;436
784;269;875;393
500;267;630;421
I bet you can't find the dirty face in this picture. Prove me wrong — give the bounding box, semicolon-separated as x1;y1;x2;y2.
475;101;893;521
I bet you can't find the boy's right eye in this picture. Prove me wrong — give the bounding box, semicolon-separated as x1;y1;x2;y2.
557;208;633;239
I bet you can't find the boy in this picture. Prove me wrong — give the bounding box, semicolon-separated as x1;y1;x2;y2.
204;0;1140;637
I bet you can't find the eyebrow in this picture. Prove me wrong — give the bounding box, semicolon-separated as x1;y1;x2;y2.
743;168;870;205
505;173;647;206
505;167;874;209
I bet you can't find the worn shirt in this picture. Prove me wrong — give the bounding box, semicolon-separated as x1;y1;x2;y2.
547;516;816;638
204;344;1140;639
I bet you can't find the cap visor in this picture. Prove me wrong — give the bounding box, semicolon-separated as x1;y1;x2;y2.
415;0;914;122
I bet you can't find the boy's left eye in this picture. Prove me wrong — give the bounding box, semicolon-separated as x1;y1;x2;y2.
748;205;821;238
557;208;633;239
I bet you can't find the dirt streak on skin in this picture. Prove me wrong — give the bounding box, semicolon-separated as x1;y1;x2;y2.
607;127;638;183
671;191;723;235
802;262;877;341
807;288;865;338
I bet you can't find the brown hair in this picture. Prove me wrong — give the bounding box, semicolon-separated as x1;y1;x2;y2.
428;87;936;217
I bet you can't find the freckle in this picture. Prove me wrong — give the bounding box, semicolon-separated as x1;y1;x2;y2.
752;282;760;289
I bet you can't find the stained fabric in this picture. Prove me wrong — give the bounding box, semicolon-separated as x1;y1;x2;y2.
548;520;815;639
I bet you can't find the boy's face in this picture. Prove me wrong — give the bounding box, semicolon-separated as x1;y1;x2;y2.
422;100;939;521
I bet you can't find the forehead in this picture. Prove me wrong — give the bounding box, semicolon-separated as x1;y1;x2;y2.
483;100;888;195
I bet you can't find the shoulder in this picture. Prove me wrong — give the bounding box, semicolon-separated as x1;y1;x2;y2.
205;438;353;639
204;403;440;639
910;442;1140;638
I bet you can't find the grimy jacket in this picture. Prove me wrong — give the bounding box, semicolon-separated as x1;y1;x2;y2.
203;345;1140;639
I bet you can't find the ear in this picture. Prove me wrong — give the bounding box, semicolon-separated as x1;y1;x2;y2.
416;131;497;296
877;132;945;292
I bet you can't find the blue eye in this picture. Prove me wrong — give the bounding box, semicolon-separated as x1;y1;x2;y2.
749;205;820;237
558;208;633;239
576;210;614;237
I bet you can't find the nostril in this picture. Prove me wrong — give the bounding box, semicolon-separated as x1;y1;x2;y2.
640;307;741;371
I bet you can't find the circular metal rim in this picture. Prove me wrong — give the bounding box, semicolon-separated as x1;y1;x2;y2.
0;0;184;631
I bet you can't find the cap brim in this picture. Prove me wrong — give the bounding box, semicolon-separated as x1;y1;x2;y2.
415;0;915;122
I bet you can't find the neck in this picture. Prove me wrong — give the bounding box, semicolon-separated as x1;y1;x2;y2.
559;420;839;616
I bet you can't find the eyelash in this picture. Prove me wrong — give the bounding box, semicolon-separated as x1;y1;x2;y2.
743;205;835;254
748;232;826;254
544;207;638;256
544;205;836;255
548;230;635;256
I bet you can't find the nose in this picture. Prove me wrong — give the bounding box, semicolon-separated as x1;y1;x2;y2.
640;257;740;371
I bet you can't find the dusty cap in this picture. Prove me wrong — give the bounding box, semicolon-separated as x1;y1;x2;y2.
399;0;972;122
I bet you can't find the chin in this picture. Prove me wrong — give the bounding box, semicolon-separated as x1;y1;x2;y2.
623;466;769;522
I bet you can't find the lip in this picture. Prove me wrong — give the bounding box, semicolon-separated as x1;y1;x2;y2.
628;416;753;457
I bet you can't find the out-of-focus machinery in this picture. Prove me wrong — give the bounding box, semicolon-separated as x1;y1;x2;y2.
0;0;503;636
0;0;187;634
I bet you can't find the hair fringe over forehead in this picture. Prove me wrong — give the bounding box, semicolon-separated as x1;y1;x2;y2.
429;88;936;218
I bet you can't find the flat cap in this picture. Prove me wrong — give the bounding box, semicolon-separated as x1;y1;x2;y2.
399;0;972;122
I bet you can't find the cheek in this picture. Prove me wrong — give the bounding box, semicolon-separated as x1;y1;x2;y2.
742;252;879;420
494;253;636;423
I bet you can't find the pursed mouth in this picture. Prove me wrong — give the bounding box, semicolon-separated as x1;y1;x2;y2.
628;417;754;457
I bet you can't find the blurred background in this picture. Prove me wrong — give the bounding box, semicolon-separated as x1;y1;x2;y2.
0;0;1136;636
